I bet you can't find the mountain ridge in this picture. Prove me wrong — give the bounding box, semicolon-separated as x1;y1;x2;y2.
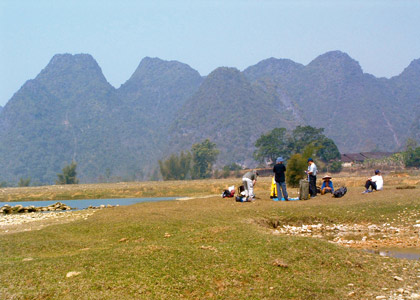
0;51;419;184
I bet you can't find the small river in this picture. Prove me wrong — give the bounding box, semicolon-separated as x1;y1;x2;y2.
0;197;178;210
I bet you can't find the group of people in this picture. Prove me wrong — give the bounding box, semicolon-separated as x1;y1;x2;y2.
241;156;384;202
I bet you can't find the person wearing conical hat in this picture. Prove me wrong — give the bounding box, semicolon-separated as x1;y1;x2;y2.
320;174;334;195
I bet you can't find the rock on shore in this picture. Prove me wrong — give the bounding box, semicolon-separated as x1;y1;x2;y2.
0;202;72;214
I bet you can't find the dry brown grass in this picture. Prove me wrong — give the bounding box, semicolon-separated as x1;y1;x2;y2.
1;173;419;202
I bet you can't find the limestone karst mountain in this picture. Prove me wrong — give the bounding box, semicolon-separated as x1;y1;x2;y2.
0;51;418;184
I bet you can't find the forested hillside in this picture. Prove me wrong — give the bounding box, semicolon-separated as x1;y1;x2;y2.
0;54;201;184
168;67;300;167
0;51;419;184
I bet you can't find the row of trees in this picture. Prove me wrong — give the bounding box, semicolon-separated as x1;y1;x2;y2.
159;126;341;183
159;139;219;180
0;162;80;187
7;126;416;186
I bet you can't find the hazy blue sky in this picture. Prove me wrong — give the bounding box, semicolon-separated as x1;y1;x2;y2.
1;0;419;106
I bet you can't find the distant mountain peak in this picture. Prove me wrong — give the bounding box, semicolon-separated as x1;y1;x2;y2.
121;57;202;92
36;53;109;87
308;50;363;76
41;53;103;76
209;66;241;76
243;57;304;82
49;53;97;64
399;58;420;78
201;67;247;87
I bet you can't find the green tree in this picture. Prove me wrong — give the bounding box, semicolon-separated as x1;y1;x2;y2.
221;163;242;178
18;177;31;187
405;138;418;151
290;126;340;162
290;126;325;154
191;139;219;179
329;161;343;173
0;181;9;188
159;151;192;180
254;128;289;165
315;137;341;162
286;146;314;187
56;161;79;185
404;146;420;168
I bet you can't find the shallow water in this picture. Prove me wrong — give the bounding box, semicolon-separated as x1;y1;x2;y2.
366;248;420;260
0;197;177;210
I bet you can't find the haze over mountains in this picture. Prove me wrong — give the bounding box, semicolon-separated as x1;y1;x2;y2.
0;51;419;184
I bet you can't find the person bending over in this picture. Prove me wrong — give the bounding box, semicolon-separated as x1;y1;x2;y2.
242;170;258;201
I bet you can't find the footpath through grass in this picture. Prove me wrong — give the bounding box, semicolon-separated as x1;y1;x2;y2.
1;177;420;299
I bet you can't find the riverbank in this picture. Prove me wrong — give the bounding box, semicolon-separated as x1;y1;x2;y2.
1;176;420;299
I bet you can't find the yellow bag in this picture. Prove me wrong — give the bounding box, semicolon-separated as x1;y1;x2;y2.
270;177;277;198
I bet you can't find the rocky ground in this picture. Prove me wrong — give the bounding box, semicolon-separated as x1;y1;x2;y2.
271;219;420;299
0;210;96;234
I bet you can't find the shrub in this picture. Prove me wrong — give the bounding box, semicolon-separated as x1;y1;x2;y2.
329;161;343;173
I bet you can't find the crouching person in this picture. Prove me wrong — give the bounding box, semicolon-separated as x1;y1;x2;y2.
362;170;383;194
321;175;334;195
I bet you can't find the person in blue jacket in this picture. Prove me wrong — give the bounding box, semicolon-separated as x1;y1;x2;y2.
320;174;334;195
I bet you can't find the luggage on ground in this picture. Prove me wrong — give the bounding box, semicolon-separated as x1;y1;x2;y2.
333;187;347;198
270;177;278;199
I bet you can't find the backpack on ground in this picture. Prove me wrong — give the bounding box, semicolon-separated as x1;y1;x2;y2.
333;187;347;198
236;185;246;202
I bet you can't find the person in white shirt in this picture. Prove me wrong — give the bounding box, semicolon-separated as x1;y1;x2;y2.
305;158;318;197
362;170;383;194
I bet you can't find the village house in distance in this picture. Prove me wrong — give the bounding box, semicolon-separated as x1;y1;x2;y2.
340;152;395;167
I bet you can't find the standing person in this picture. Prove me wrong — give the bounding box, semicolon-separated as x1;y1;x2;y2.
242;170;258;202
306;158;317;198
362;170;383;193
273;157;288;201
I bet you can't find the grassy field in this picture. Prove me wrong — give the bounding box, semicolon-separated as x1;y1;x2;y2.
1;174;420;299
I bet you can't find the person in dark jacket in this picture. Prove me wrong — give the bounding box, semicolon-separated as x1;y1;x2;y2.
273;157;288;201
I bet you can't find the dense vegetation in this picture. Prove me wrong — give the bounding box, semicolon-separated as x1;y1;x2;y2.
159;139;219;180
254;126;340;165
403;140;420;168
56;161;79;184
0;52;419;185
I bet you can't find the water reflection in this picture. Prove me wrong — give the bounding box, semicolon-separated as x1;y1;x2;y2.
366;248;420;260
0;197;177;211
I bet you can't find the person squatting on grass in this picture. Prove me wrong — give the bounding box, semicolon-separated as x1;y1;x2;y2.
242;170;258;202
362;169;383;194
305;158;317;198
273;156;288;201
320;174;334;195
